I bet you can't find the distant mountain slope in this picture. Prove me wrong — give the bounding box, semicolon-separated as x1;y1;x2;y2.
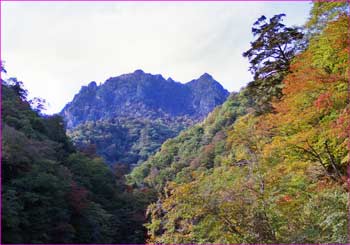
60;70;229;165
61;70;229;129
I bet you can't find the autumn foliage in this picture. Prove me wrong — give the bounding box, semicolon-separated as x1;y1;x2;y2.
138;3;350;244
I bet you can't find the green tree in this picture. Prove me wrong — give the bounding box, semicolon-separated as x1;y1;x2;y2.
243;14;304;113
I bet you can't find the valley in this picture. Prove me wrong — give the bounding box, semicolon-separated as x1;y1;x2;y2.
2;1;349;244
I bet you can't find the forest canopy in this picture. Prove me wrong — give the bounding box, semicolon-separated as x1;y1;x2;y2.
130;2;350;243
2;1;349;244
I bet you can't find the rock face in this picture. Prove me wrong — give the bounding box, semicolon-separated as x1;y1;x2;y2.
60;70;229;165
61;70;229;129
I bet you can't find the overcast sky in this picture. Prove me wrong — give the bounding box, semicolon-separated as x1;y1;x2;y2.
2;1;312;114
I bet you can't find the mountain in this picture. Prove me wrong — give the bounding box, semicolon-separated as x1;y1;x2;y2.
60;70;229;166
2;2;348;244
61;70;229;128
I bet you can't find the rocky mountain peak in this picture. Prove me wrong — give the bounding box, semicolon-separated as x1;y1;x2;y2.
199;72;213;80
61;70;229;129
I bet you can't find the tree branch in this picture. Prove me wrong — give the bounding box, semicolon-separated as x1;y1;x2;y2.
324;140;342;178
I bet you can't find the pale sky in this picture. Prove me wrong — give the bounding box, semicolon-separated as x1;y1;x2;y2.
2;1;312;114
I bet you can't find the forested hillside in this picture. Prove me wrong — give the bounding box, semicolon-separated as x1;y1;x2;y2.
2;1;349;244
129;2;349;243
1;76;155;243
61;71;229;166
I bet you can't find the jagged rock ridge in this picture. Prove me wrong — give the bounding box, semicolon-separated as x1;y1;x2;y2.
60;70;229;165
61;70;229;129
